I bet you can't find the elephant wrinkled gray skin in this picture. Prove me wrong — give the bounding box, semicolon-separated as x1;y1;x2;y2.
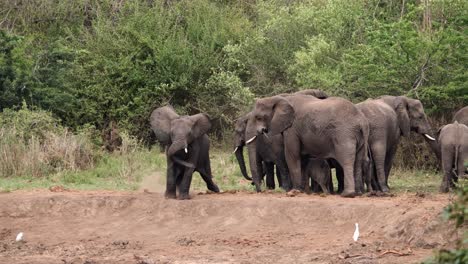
356;96;436;192
233;113;254;182
234;89;329;192
303;158;332;194
252;95;369;197
453;106;468;126
234;112;291;192
437;121;468;192
149;106;220;199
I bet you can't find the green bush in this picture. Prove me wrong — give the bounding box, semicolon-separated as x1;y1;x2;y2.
0;0;466;170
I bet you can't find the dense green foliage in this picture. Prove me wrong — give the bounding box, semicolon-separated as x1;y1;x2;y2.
1;0;466;139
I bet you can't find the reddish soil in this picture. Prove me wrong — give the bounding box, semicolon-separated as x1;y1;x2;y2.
0;189;458;264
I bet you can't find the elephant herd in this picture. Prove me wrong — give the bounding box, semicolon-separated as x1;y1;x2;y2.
150;91;467;199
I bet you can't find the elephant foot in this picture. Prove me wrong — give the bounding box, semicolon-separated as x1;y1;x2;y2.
178;193;191;200
165;191;177;199
439;184;449;193
380;186;390;193
286;189;302;197
341;190;356;198
208;184;220;193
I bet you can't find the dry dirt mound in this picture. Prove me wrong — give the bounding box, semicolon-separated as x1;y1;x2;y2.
0;190;457;264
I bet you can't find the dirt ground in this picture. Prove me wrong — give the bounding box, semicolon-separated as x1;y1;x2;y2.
0;189;459;264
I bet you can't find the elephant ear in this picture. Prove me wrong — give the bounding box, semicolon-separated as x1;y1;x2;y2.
394;96;410;137
235;112;250;133
190;113;211;139
149;105;179;146
269;96;295;136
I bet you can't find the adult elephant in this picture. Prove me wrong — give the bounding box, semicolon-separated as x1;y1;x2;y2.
356;96;436;192
234;111;291;192
438;121;468;192
252;94;369;197
149;106;220;199
234;89;329;192
453;106;468;126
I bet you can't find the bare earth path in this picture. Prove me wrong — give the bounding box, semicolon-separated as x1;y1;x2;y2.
0;190;456;264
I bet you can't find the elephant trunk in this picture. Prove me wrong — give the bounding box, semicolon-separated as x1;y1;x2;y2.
424;135;441;164
167;139;195;168
247;139;262;192
234;145;252;181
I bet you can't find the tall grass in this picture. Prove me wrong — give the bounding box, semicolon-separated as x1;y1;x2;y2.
0;127;95;178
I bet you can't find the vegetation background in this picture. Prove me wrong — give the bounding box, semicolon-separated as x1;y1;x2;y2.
1;1;466;261
0;0;466;184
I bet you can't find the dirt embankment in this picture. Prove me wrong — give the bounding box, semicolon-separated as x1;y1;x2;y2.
0;190;458;264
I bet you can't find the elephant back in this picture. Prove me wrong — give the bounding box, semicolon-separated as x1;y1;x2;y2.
453;106;468;126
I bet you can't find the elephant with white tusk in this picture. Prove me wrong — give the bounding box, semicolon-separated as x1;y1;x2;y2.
356;96;437;192
252;94;369;198
149;106;220;200
233;112;291;192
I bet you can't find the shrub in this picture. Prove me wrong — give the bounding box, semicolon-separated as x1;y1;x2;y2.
0;107;96;177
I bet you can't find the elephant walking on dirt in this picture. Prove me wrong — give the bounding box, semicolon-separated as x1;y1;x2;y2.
356;96;436;192
149;106;220;199
438;121;468;192
252;95;369;197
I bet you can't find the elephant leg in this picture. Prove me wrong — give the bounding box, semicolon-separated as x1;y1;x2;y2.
276;166;283;189
384;143;398;187
284;131;302;190
276;154;291;191
318;178;329;194
370;142;389;192
276;156;291;191
304;171;311;194
197;165;220;193
354;143;366;195
440;146;453;193
335;142;357;198
335;163;344;194
178;167;195;199
370;162;380;191
165;159;178;199
265;162;275;189
455;148;465;189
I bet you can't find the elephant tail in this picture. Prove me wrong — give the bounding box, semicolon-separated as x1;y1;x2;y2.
359;119;372;186
360;120;370;164
453;144;460;177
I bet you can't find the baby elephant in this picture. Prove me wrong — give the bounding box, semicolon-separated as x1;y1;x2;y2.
438;121;468;192
303;158;332;194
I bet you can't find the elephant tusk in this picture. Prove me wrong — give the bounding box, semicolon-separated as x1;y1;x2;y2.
184;147;188;153
246;136;257;144
232;146;238;154
424;134;436;141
